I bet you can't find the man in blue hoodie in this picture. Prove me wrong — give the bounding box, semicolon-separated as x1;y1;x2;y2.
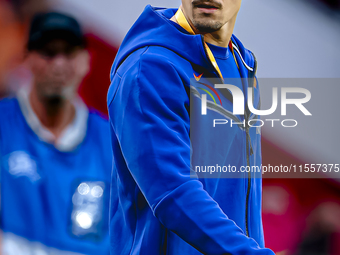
108;1;275;254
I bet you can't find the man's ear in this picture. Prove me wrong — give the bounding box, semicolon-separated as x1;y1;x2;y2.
75;49;90;78
24;51;36;70
24;50;32;64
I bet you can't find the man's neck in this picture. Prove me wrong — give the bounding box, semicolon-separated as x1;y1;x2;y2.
29;86;75;140
203;17;236;48
170;9;237;48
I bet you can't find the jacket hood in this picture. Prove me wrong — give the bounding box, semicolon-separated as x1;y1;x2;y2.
110;5;215;80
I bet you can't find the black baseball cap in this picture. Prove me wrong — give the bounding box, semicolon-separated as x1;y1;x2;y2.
27;12;86;50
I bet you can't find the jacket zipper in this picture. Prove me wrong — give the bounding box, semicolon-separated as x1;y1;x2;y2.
245;121;253;237
201;35;255;237
245;51;257;237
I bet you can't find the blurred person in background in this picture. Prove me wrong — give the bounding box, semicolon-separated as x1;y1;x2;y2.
0;0;47;97
0;12;112;254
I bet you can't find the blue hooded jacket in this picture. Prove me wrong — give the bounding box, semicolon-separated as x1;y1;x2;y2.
107;5;274;255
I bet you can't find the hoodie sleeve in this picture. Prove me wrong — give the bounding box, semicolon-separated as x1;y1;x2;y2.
108;49;274;255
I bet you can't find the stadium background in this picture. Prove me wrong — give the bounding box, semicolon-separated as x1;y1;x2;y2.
5;0;340;254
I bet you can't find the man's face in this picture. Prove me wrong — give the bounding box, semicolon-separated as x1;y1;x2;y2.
27;39;89;102
181;0;242;33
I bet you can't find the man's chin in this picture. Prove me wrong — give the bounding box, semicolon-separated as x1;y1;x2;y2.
192;20;222;33
45;95;63;106
40;84;76;101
